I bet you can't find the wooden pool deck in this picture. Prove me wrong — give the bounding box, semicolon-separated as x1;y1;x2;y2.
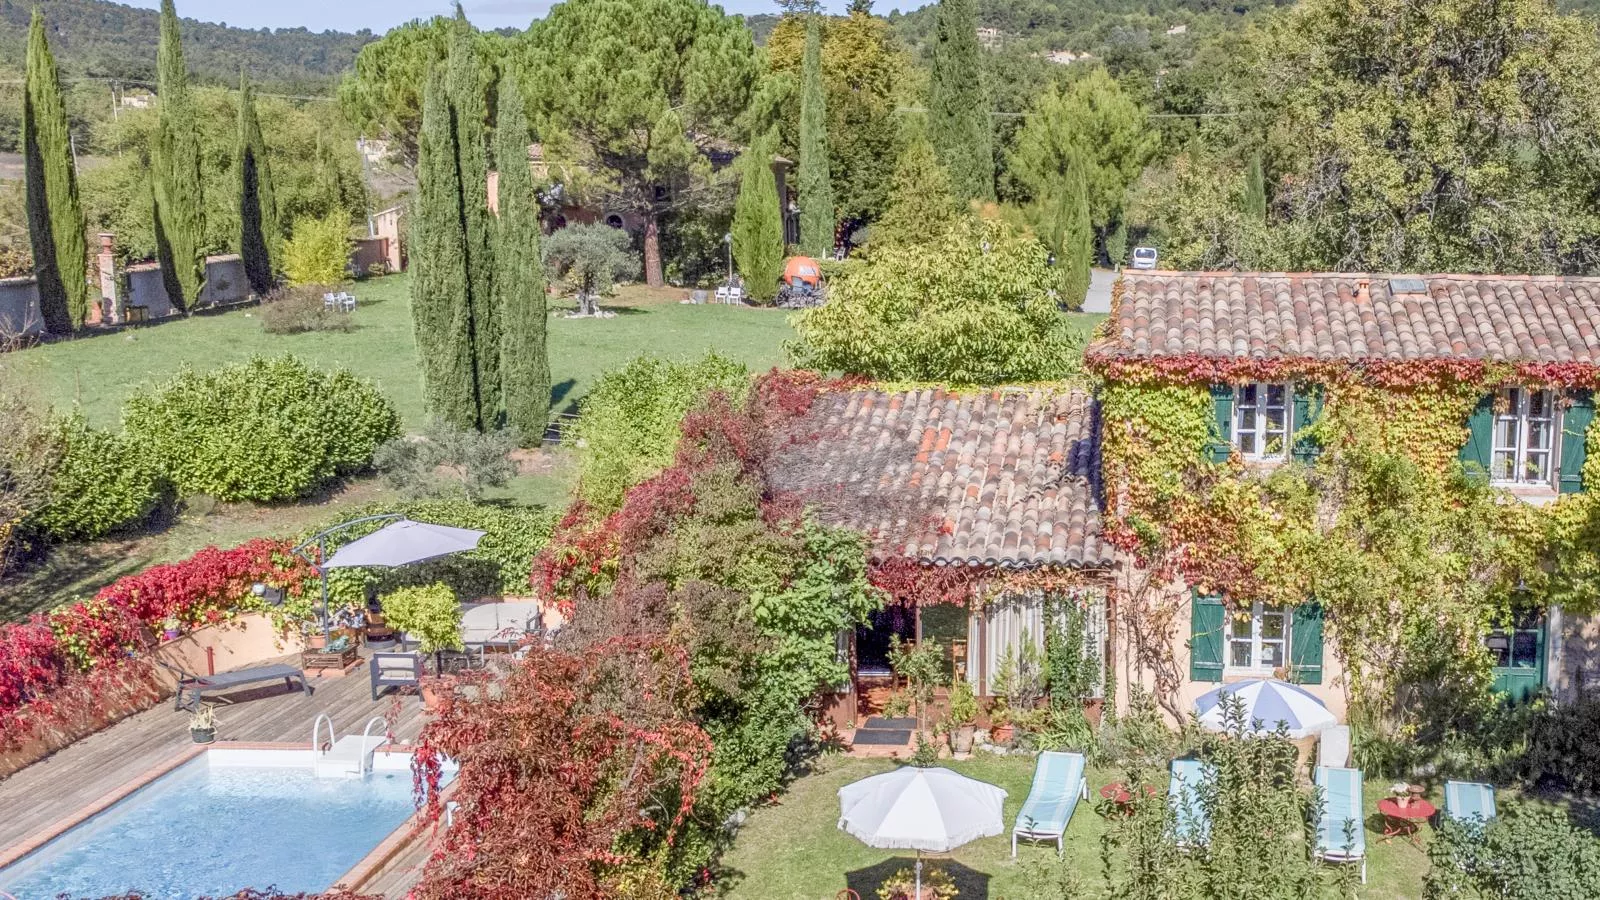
0;652;437;897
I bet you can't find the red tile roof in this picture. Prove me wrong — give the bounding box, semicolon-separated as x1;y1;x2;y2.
1092;272;1600;365
767;388;1109;569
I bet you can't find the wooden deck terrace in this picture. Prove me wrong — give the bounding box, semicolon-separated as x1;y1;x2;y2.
0;652;438;898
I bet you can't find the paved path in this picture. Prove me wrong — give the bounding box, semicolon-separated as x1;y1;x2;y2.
1082;268;1117;314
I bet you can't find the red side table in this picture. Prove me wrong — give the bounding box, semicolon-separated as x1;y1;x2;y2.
1377;797;1435;848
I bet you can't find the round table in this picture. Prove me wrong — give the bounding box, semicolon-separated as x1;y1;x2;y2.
1377;797;1435;848
1098;782;1157;815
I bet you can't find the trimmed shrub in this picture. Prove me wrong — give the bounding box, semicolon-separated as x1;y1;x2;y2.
30;414;167;540
260;284;357;335
282;213;353;287
571;353;750;512
123;356;400;502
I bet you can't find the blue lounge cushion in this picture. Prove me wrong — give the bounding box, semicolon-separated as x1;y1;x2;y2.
1444;781;1497;823
1014;750;1085;837
1314;766;1366;858
1168;758;1212;846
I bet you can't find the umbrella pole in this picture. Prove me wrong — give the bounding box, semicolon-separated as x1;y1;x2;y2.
319;538;331;640
915;851;921;899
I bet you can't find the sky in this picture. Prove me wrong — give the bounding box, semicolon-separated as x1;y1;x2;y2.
122;0;856;34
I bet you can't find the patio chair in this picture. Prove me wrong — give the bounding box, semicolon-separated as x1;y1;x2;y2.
1313;766;1367;884
715;286;731;303
156;658;312;712
727;286;744;304
1444;781;1497;824
370;651;424;701
1011;750;1088;857
1318;725;1351;768
1168;758;1213;849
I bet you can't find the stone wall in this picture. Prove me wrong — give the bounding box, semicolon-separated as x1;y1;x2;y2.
0;276;45;338
124;254;250;319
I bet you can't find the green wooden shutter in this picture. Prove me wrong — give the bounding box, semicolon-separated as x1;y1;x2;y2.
1190;593;1225;683
1291;383;1324;464
1206;385;1234;463
1558;389;1593;495
1460;393;1495;483
1289;601;1325;685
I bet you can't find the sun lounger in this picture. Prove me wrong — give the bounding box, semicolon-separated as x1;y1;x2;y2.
1318;725;1351;768
1444;781;1497;824
1168;758;1212;849
1011;750;1088;857
1314;766;1367;884
159;659;311;712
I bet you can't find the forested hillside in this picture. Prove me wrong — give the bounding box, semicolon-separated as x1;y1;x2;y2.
0;0;374;92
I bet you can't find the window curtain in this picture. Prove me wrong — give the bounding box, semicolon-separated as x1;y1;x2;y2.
975;589;1107;696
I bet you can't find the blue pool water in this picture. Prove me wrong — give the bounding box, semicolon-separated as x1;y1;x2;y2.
1;756;433;899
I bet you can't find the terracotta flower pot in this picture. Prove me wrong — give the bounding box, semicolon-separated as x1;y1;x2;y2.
306;632;328;650
991;723;1015;745
421;683;442;711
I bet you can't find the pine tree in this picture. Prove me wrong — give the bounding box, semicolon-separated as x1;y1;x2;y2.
731;131;785;303
797;17;835;259
873;123;959;249
23;9;89;334
236;71;279;296
153;0;206;312
411;66;478;429
448;8;499;428
929;0;994;202
494;74;550;446
1243;152;1267;221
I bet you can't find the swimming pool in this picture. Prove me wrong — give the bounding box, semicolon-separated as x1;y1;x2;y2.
0;747;448;900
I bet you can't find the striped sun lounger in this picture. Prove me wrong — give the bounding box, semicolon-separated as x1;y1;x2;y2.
1168;758;1213;849
1011;750;1088;856
1444;781;1497;824
1314;766;1367;884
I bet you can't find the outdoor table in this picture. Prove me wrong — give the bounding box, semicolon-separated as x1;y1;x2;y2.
1098;782;1156;815
1377;797;1435;848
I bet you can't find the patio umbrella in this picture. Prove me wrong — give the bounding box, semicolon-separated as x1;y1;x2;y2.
838;766;1007;898
1193;678;1337;739
320;519;486;569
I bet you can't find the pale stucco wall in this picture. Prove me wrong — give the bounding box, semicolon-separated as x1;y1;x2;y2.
1553;608;1600;701
149;611;305;685
124;255;250;319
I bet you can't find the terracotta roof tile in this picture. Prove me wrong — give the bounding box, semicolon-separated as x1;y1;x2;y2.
1095;272;1600;365
767;388;1109;569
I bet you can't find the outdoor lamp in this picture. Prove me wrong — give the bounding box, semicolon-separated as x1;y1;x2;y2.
251;582;285;606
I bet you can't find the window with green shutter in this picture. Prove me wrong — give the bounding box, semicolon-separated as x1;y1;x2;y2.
1207;385;1233;463
1290;384;1324;464
1289;601;1325;685
1558;389;1593;494
1461;393;1495;483
1190;593;1225;682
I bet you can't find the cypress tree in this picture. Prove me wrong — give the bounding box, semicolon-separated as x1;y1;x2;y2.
731;131;785;304
1035;154;1092;310
236;71;279;296
411;67;478;429
23;9;89;334
153;0;205;312
448;8;499;428
494;74;550;446
929;0;994;202
797;17;835;259
1243;152;1267;221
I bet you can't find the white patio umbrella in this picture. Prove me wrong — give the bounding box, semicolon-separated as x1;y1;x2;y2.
320;519;486;569
1193;678;1337;739
838;766;1007;898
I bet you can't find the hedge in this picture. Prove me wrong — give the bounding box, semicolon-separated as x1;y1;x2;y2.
29;413;168;541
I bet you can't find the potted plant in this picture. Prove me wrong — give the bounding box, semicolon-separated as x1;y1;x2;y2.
947;680;978;755
161;617;182;641
380;583;463;694
876;863;958;900
189;704;217;743
989;702;1015;745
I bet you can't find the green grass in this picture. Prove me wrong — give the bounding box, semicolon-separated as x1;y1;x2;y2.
6;275;800;429
718;753;1591;900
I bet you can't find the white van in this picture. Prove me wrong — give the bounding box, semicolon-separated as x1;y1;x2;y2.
1131;246;1159;270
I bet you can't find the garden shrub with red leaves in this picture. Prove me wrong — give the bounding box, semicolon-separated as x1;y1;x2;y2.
410;637;712;900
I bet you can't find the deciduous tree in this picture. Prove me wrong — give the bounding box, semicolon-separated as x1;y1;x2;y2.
541;223;639;317
730;130;784;303
152;0;206;312
519;0;760;288
494;74;550;446
796;18;834;258
23;9;89;334
236;72;280;296
928;0;993;202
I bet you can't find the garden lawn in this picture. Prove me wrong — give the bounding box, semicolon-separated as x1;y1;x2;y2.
5;276;802;429
718;753;1576;900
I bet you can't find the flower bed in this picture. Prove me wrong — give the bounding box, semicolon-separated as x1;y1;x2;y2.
0;538;315;748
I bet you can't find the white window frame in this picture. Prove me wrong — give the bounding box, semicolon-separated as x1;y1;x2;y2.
1225;602;1289;675
1233;383;1293;461
1490;388;1560;487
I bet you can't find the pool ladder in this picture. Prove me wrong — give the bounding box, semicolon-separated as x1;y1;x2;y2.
311;713;390;779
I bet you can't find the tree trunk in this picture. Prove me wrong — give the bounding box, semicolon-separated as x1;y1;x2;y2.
643;212;664;288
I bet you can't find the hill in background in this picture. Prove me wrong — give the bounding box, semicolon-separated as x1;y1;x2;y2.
0;0;375;94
